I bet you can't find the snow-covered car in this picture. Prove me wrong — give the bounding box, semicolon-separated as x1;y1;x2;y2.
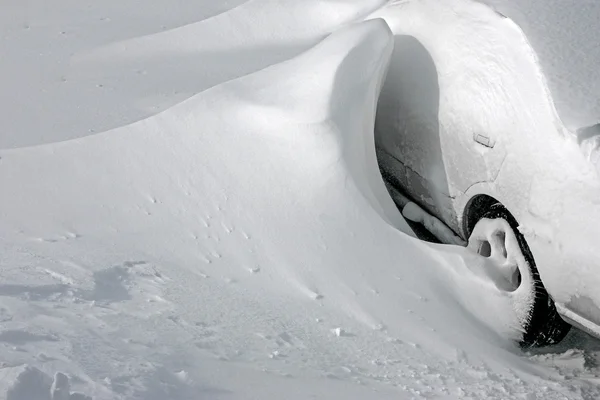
373;1;600;347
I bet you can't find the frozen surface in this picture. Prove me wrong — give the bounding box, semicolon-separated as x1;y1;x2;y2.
1;0;600;399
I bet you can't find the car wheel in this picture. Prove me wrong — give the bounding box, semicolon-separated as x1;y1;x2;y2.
467;203;570;347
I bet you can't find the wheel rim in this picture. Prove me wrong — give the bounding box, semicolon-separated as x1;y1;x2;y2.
468;218;529;292
468;217;536;329
467;210;570;347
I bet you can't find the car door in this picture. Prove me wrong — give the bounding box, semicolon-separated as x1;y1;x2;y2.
375;35;451;220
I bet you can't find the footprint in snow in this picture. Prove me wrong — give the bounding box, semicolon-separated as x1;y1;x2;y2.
2;366;90;400
87;265;131;303
84;260;167;305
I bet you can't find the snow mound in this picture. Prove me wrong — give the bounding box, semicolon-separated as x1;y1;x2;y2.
1;12;599;400
0;0;387;149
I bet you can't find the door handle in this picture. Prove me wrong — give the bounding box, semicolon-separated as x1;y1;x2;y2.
473;133;495;148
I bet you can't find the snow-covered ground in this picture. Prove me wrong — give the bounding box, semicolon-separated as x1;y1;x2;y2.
1;1;600;399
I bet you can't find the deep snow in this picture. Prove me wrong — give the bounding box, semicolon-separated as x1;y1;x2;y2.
0;0;385;149
1;1;600;399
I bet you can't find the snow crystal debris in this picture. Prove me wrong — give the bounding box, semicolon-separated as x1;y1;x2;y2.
221;221;233;233
50;372;70;400
310;291;323;300
269;350;284;359
386;337;404;344
331;328;352;337
174;370;188;382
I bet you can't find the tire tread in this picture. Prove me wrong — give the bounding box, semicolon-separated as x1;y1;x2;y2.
481;203;570;348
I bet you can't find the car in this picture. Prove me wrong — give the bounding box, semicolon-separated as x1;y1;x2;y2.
372;0;600;347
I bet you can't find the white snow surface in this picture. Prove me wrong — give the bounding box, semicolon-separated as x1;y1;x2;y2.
478;0;600;129
1;1;600;399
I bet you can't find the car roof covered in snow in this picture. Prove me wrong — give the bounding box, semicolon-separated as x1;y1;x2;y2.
480;0;600;130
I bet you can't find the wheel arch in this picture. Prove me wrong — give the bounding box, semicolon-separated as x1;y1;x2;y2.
460;193;572;346
456;178;529;240
462;194;501;238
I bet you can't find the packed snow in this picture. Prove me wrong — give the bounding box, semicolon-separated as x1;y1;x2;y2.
1;0;600;399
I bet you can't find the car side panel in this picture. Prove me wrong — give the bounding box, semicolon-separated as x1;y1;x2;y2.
458;156;600;338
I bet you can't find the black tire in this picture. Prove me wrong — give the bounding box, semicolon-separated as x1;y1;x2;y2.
474;203;570;348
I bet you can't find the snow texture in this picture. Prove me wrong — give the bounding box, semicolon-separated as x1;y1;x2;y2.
1;0;600;399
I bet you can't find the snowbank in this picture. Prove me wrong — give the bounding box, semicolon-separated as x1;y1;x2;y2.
0;0;386;148
1;1;599;399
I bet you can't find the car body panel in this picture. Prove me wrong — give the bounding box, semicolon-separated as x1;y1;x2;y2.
374;33;451;223
374;0;600;339
477;0;600;129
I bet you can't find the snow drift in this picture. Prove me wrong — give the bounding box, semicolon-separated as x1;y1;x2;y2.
1;2;600;399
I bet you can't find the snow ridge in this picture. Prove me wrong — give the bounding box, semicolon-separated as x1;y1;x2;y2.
2;1;600;399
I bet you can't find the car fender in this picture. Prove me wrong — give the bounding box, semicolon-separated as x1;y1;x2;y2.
458;158;600;337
